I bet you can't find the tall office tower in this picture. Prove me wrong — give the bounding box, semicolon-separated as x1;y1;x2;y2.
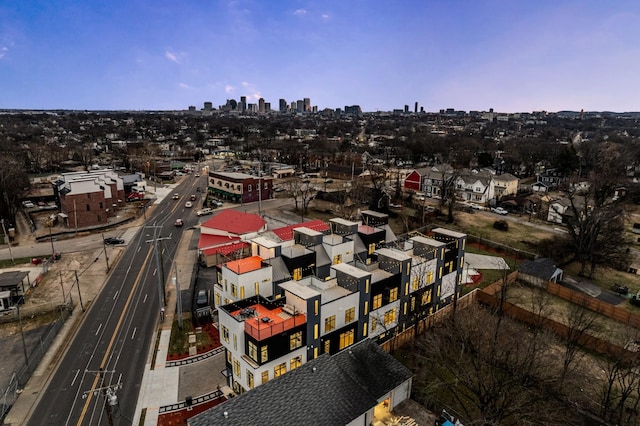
204;101;213;111
296;100;304;113
415;102;418;113
291;101;297;111
258;97;265;113
240;96;247;112
264;102;271;112
303;98;311;112
279;98;287;113
404;105;409;114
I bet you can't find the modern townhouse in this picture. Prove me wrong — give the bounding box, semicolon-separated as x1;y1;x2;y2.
214;211;466;395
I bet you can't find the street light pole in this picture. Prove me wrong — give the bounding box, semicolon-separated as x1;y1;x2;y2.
74;270;85;312
101;233;110;273
48;224;55;258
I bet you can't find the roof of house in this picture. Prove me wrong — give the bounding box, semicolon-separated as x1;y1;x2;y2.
201;210;266;235
201;241;249;257
271;219;329;242
518;258;561;280
187;339;412;426
224;255;265;275
197;234;240;250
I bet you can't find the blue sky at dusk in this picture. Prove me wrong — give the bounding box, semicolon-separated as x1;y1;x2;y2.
1;1;639;112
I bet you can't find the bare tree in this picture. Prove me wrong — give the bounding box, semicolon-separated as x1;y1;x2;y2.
559;304;599;390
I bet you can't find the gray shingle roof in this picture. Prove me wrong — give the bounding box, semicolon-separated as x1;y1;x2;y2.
188;339;412;426
518;258;560;280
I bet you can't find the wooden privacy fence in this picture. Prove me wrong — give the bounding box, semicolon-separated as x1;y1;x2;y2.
546;281;640;329
478;273;639;359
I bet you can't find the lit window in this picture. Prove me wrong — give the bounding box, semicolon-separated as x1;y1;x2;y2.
325;315;335;332
233;334;237;350
274;362;286;378
383;308;396;325
261;371;269;384
261;345;268;363
364;301;368;315
333;254;342;265
411;276;419;291
421;290;431;306
371;317;377;331
368;243;376;255
248;341;257;362
373;294;382;310
411;297;416;312
231;284;237;297
324;340;330;354
426;271;434;284
247;371;254;389
290;331;302;350
240;286;245;299
345;307;355;323
222;325;229;343
339;330;354;350
233;359;241;378
389;288;398;302
290;355;302;371
293;268;302;280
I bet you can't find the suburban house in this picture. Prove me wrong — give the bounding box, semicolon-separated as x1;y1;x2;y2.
492;172;520;199
208;171;273;204
546;197;590;224
213;210;465;396
535;168;566;190
53;170;125;228
187;339;413;426
518;258;563;287
311;190;354;216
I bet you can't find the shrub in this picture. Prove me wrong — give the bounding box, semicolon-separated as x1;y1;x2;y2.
493;220;509;231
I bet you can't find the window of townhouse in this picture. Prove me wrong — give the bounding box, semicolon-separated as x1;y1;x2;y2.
248;341;258;362
261;371;269;384
222;325;229;343
261;345;268;363
290;356;302;371
247;371;254;389
345;307;355;323
373;293;382;310
339;329;354;350
384;308;396;326
274;362;286;378
289;331;302;350
389;288;398;302
325;315;335;332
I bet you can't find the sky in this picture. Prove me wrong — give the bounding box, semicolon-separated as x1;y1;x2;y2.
1;1;639;113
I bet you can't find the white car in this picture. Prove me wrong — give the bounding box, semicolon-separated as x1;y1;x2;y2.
197;208;213;216
185;201;193;208
492;207;508;215
469;203;483;210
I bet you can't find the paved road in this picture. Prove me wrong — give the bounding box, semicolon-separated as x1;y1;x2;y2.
27;176;203;426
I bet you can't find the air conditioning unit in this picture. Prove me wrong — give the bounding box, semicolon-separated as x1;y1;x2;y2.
282;304;296;315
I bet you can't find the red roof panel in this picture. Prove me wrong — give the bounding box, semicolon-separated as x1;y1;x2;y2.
271;219;329;241
201;210;266;235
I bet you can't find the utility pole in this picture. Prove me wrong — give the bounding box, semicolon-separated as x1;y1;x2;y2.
16;300;29;368
1;219;14;262
73;199;78;236
101;233;110;273
48;224;55;259
82;369;122;426
174;263;182;329
74;270;85;312
146;225;170;309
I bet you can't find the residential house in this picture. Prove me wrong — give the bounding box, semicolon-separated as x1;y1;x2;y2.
518;258;563;287
187;339;413;426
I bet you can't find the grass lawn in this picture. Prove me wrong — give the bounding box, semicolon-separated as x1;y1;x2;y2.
168;316;216;357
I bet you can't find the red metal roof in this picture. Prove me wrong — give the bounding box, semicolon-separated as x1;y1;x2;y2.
224;255;264;274
201;210;266;236
202;241;249;256
198;233;240;249
271;219;329;241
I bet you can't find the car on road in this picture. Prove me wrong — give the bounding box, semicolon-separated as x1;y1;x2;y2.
491;207;508;215
104;237;125;245
190;194;196;201
184;201;193;208
174;218;184;227
195;173;200;177
22;201;35;208
469;203;483;210
172;193;180;200
197;208;213;216
212;200;223;207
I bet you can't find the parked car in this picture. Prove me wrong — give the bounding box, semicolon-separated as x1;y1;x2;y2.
174;218;184;227
491;207;508;215
196;208;213;216
104;237;125;245
196;290;208;307
172;193;180;200
127;192;145;201
22;201;35;208
212;200;223;207
469;203;483;210
184;201;193;208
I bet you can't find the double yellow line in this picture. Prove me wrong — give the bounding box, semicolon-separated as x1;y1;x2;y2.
76;246;154;425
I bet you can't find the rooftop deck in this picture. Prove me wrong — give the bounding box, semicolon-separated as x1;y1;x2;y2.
232;303;307;341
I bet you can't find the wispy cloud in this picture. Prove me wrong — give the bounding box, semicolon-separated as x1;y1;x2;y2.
0;46;8;60
165;50;178;63
225;84;234;93
321;14;330;20
179;82;193;89
294;9;307;16
241;81;261;100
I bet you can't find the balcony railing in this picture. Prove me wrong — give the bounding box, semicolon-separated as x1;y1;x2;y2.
245;313;307;341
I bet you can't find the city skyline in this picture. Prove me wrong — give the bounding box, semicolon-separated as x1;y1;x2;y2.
1;1;639;113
